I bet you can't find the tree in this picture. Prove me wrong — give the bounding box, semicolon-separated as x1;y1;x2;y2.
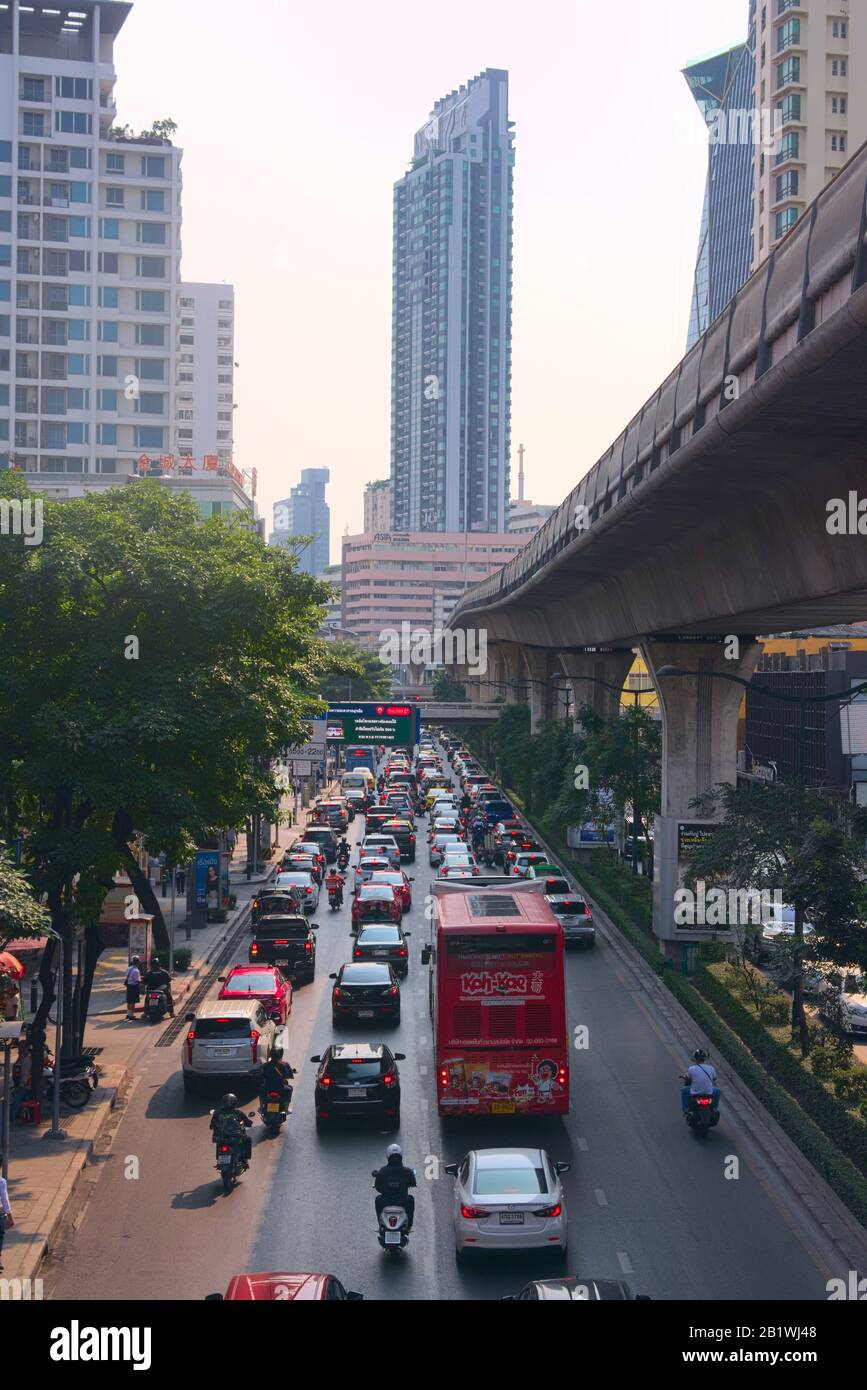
0;845;52;942
0;477;335;1061
431;670;466;701
320;639;391;702
143;118;177;142
685;782;867;1056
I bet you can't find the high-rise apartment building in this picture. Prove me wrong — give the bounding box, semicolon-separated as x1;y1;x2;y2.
271;466;330;576
363;478;391;533
390;68;514;534
753;0;866;265
683;28;756;347
0;1;183;489
176;282;235;464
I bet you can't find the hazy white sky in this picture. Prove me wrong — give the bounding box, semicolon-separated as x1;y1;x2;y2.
115;0;748;552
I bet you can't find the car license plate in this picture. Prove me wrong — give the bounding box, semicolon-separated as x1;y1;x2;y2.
266;1103;279;1113
491;1100;515;1114
384;1230;402;1246
207;1047;235;1058
499;1211;524;1225
347;1087;367;1099
217;1154;232;1168
374;950;389;957
276;958;289;966
357;1009;374;1018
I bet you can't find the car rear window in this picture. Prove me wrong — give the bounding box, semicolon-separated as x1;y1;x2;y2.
254;920;309;939
552;900;586;915
305;829;335;842
195;1018;252;1039
327;1059;385;1080
225;972;278;992
359;887;394;900
342;964;392;984
473;1166;548;1196
357;926;401;942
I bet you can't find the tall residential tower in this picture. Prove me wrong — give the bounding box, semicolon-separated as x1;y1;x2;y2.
390;69;514;534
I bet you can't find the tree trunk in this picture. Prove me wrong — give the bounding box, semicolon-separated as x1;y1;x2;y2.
29;935;58;1100
792;897;810;1057
76;922;105;1054
116;838;170;952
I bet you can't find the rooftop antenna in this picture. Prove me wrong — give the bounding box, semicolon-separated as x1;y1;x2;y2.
517;442;525;501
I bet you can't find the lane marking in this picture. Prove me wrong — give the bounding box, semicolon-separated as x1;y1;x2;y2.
576;1136;589;1152
617;1250;634;1275
419;1065;428;1077
594;1188;608;1207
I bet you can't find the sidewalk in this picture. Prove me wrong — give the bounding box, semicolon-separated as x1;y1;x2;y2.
0;789;333;1293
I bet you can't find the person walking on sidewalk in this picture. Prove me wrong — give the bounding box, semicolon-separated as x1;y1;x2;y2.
0;1157;14;1272
124;956;143;1021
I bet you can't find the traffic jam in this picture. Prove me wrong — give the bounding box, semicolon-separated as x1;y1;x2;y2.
191;731;616;1302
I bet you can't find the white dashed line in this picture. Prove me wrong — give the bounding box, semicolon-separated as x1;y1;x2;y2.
594;1188;608;1207
419;1065;428;1076
617;1251;634;1275
576;1137;589;1152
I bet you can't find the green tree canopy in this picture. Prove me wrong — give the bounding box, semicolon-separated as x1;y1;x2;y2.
320;638;392;702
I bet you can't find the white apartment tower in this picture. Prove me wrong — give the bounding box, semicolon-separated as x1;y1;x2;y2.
176;281;235;465
0;0;182;490
753;0;866;265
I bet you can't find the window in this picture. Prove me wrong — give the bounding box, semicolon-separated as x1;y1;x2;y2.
98;355;118;377
180;317;194;327
98;253;119;274
140;189;165;212
136;221;166;245
0;212;10;232
218;319;232;330
142;156;166;178
98;321;118;342
97;390;117;410
138;393;164;415
106;153;125;173
106;187;124;207
177;428;193;441
831;58;848;78
776;131;799;164
176;409;193;421
20;77;46;102
217;430;231;442
137;358;165;381
217;411;232;422
179;333;194;345
66;422;88;444
99;217;119;240
67;388;87;410
178;370;193;383
218;355;233;367
135;426;165;449
776;57;800;88
219;299;232;309
70;182;90;204
42;422;66;449
69;217;91;237
97;424;117;445
67;319;89;341
831;133;847;153
22;113;45;138
135;323;165;347
218;373;232;384
44;388;66;415
55;111;92;135
777;18;800;51
67;354;89;375
55;77;92;100
775;206;799;239
179;352;193;365
70;148;89;170
98;286;118;308
136;256;166;279
136;289;165;312
180;296;194;308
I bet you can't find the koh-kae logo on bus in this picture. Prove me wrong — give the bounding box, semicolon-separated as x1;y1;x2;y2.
459;970;544;996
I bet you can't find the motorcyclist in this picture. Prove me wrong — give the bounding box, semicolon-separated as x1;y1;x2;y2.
373;1143;417;1230
470;817;487;852
259;1046;295;1109
143;958;175;1017
336;838;350;869
210;1093;253;1167
681;1048;720;1114
325;866;345;906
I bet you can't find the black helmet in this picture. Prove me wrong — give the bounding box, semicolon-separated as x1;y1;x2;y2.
221;1092;238;1109
271;1046;284;1061
693;1049;707;1063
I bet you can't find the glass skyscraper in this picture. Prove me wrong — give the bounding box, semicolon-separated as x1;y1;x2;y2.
684;9;756;348
390;69;514;533
270;467;330;577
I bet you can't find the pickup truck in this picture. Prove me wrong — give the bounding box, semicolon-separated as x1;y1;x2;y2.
249;913;318;984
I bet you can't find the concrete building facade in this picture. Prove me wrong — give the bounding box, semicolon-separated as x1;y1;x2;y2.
363;478;390;533
176;280;234;465
0;0;184;486
390;68;514;535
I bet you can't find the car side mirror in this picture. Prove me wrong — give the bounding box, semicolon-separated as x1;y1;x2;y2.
409;876;415;881
309;1055;321;1063
185;1012;195;1022
346;1290;364;1301
394;1052;406;1061
555;1161;571;1174
443;1163;458;1177
328;972;338;980
204;1293;224;1301
311;923;319;930
217;976;226;983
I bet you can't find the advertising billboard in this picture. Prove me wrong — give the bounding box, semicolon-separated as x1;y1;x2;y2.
325;703;419;747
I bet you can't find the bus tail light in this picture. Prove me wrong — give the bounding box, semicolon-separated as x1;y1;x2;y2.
558;1065;567;1086
439;1067;449;1090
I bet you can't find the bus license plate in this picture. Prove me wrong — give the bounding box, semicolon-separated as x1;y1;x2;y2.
499;1212;524;1225
491;1101;515;1114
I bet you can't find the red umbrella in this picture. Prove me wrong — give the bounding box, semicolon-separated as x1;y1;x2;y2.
0;951;25;980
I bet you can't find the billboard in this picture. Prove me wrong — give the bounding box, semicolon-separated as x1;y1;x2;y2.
325;702;419;747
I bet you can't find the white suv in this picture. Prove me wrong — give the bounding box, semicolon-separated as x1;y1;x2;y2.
182;999;279;1095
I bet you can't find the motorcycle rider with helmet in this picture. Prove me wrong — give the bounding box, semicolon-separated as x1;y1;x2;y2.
680;1049;720;1114
373;1143;417;1230
259;1045;295;1111
210;1093;253;1167
325;866;345;907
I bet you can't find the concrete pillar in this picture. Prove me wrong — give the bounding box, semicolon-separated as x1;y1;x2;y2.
557;651;635;723
497;642;527;706
522;647;557;733
638;638;762;964
476;644;503;704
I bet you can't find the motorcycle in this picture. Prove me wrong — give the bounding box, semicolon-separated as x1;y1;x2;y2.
337;848;350;872
212;1113;254;1192
681;1076;720;1139
144;987;169;1024
41;1057;99;1110
372;1173;411;1255
327;882;344;911
259;1087;291;1135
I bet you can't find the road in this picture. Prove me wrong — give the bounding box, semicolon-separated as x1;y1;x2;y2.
46;746;851;1302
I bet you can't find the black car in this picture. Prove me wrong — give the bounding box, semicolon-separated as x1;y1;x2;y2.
505;1278;650;1301
353;922;411;976
249;913;318;983
380;817;416;863
329;962;401;1025
302;826;339;863
251;890;300;925
310;1042;406;1130
364;808;397;835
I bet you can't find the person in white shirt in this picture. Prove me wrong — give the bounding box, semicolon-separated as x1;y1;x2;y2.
681;1049;719;1112
0;1158;14;1272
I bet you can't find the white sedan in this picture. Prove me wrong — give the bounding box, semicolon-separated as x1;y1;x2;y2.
444;1148;570;1263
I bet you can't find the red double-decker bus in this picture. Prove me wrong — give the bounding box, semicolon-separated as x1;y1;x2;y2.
422;885;569;1117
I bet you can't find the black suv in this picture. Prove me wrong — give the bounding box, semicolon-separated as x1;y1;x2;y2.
329;962;401;1025
310;1042;406;1130
380;817;416;863
249;913;318;983
303;826;338;863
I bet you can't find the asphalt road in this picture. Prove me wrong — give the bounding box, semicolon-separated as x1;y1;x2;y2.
47;749;851;1302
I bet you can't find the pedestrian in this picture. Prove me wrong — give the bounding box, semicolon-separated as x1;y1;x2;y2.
175;865;186;895
0;1155;14;1272
124;955;143;1021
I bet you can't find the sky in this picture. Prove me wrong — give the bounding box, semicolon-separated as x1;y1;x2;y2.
114;0;750;553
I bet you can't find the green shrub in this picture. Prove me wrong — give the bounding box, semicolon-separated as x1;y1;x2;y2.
807;1027;853;1081
172;947;192;971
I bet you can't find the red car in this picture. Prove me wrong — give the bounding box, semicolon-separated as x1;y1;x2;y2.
351;883;402;931
208;1272;362;1301
217;964;293;1025
369;869;412;913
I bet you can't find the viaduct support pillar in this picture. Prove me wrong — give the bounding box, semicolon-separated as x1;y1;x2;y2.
522;647;557;733
557;650;636;724
639;638;762;969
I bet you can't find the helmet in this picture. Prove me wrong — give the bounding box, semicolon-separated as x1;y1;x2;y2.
221;1092;238;1109
386;1143;402;1161
271;1046;283;1061
693;1049;707;1063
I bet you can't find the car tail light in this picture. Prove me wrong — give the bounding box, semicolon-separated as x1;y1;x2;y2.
558;1065;567;1086
397;947;407;956
534;1203;562;1219
353;949;361;959
320;1074;332;1087
186;1028;195;1065
250;942;259;956
305;941;312;953
382;1071;396;1086
389;986;399;996
250;1028;260;1063
332;987;341;998
460;1206;490;1220
696;1096;712;1108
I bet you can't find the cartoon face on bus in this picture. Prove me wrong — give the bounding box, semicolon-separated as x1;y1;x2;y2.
531;1057;560;1104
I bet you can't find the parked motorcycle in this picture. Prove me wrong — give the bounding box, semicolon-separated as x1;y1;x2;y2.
259;1087;290;1135
42;1056;99;1110
144;987;169;1024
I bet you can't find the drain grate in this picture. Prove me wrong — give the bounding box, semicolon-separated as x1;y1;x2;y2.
156;907;252;1047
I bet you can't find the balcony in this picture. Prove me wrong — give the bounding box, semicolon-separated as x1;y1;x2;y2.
16;328;39;346
17;193;38;207
43;196;70;209
16;292;39;310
